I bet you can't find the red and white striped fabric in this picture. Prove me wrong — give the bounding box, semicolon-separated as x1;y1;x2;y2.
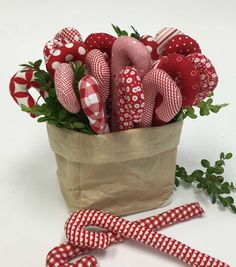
54;63;81;114
9;68;48;117
86;49;110;107
137;68;182;127
46;202;230;267
117;66;145;131
79;75;109;134
155;27;183;55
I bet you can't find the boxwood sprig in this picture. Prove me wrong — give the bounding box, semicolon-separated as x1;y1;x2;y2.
175;152;236;214
175;93;229;121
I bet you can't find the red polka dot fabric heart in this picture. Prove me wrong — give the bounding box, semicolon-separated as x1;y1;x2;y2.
46;203;230;267
162;34;201;56
187;53;218;105
153;54;201;107
117;66;144;130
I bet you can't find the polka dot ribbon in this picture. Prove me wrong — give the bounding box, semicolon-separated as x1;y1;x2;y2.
46;203;230;267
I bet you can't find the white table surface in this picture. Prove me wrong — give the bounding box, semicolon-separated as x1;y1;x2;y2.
1;0;236;266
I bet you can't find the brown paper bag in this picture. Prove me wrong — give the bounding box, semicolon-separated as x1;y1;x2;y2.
47;121;183;216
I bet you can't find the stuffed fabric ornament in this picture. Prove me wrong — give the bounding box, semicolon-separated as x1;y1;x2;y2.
137;68;182;127
111;36;151;131
153;54;201;107
117;66;145;131
9;68;48;117
54;63;81;114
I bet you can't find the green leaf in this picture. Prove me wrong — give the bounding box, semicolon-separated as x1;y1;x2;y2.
219;196;228;207
209;105;220;113
215;160;224;167
175;178;180;187
214;166;224;174
58;109;68;122
201;159;210;168
212;194;216;204
225;153;233;159
37;117;48;123
225;196;234;205
73;122;86;129
191;170;204;178
230;205;236;214
220;152;225;159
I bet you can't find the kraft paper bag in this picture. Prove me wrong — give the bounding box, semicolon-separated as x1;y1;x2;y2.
47;121;183;216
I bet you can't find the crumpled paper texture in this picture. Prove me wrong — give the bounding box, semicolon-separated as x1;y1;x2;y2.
47;121;183;216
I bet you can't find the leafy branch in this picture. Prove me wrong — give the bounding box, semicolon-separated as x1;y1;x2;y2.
175;93;228;121
111;24;140;39
20;59;94;134
175;152;236;214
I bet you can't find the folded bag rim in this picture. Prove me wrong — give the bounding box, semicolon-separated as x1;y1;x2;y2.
47;121;183;164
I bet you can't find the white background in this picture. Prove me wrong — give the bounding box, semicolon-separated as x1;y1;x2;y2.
0;0;236;266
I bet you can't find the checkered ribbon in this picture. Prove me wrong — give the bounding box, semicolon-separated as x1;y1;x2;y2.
46;202;230;267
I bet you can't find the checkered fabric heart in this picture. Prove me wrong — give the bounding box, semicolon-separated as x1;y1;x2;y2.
46;202;230;267
79;75;109;134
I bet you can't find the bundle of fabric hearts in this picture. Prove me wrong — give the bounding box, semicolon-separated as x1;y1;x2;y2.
9;27;218;134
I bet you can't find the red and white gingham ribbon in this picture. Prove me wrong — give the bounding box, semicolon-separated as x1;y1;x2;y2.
46;202;230;267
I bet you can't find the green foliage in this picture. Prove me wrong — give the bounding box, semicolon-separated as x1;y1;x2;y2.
20;60;94;134
175;93;228;121
175;152;236;214
111;24;140;39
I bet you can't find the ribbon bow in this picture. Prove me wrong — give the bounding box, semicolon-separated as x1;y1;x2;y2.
46;203;230;267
